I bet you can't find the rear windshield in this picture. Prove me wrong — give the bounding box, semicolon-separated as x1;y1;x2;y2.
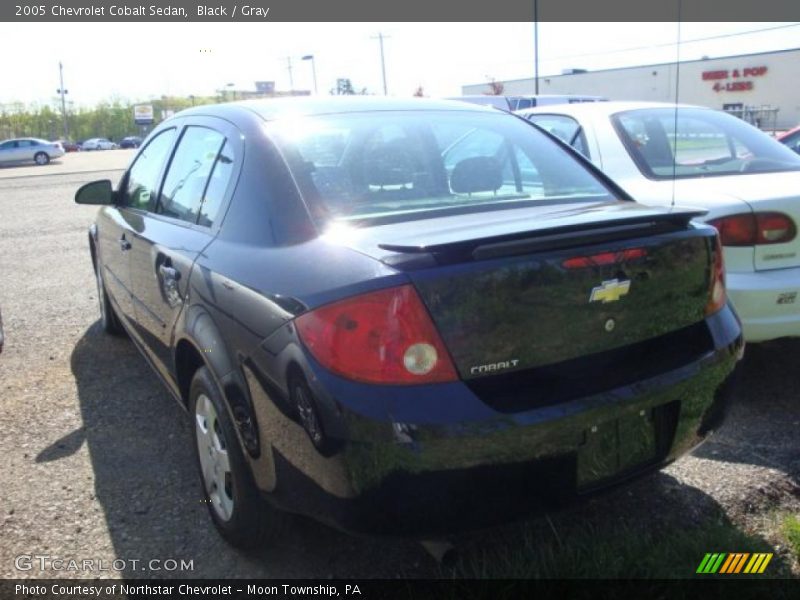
612;107;800;179
269;110;616;225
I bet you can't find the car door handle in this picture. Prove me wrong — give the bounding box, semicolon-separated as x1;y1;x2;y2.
119;236;131;251
158;265;181;282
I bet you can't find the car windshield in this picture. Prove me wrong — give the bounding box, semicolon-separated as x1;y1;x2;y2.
269;110;616;226
612;107;800;179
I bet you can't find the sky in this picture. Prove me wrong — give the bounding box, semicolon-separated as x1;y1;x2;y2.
0;22;798;108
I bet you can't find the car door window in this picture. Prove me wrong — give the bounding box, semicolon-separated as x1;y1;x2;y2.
527;114;591;158
121;129;176;211
197;140;236;227
158;126;225;224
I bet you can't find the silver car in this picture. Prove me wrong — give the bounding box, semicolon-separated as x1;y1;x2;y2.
0;138;65;166
81;138;117;151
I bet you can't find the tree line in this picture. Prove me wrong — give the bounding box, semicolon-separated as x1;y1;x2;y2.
0;96;217;142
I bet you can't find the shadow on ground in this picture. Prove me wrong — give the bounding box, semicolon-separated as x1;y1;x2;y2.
68;322;432;579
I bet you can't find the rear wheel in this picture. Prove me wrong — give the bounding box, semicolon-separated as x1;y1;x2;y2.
190;366;282;549
94;263;124;335
34;152;49;165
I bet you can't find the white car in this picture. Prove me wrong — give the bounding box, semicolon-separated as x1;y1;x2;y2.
518;101;800;342
81;138;117;151
0;138;65;165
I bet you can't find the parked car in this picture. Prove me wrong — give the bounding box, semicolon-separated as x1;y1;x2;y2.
75;97;741;549
0;138;65;166
449;95;607;111
519;101;800;342
777;126;800;155
55;139;82;152
119;136;143;149
81;138;117;151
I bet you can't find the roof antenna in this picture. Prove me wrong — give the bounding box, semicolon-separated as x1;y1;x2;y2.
671;1;682;208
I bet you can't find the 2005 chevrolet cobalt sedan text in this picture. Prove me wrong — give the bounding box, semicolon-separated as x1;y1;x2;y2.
75;98;742;549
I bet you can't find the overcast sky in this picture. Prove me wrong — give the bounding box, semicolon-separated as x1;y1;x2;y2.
1;22;798;107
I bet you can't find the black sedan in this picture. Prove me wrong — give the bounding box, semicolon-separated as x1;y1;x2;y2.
119;136;143;149
75;97;742;549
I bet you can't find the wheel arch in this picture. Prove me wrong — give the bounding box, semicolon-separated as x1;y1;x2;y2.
174;309;261;458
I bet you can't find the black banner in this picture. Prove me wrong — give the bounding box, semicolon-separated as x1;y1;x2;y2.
1;0;800;22
1;579;798;600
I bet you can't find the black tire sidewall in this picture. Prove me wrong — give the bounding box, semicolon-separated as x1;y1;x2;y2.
34;152;49;165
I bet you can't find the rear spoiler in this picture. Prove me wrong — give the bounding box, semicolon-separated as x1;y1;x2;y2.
379;208;708;267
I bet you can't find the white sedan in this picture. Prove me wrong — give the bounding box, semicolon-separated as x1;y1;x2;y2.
81;138;117;151
518;101;800;342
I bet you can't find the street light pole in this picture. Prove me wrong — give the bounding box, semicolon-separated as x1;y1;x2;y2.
302;55;318;94
534;0;539;95
57;61;69;140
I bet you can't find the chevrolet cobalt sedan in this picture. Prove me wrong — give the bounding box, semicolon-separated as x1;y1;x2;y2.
75;98;742;549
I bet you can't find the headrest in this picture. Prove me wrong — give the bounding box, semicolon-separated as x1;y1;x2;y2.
450;156;503;194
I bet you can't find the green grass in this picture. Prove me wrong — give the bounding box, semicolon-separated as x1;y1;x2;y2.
447;515;789;579
782;514;800;561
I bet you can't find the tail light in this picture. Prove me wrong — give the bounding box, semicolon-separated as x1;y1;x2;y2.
295;284;458;385
706;234;726;316
707;212;796;246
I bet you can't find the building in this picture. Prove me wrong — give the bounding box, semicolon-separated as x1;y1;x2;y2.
462;48;800;130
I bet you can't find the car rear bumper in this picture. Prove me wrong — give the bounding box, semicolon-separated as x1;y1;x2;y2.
251;305;742;536
727;267;800;342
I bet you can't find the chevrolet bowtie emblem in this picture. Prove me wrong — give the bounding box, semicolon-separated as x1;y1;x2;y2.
589;278;631;303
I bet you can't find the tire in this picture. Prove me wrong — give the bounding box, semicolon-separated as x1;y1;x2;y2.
190;366;282;549
34;152;49;165
94;262;124;335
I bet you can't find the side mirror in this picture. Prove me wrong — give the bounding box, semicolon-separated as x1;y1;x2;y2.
75;179;115;205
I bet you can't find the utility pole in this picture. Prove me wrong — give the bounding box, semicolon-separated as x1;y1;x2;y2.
285;57;294;91
371;32;390;95
56;61;69;140
302;55;318;94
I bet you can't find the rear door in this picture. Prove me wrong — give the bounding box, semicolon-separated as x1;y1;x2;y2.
128;117;241;374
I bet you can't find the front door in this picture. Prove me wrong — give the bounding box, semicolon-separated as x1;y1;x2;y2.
128;120;240;376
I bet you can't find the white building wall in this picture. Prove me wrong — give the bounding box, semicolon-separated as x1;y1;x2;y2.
462;49;800;129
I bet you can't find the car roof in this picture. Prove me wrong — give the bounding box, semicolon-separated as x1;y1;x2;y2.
178;96;496;122
517;100;709;118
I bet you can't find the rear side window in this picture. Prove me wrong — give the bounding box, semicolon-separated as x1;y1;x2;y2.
612;108;800;179
122;129;176;210
527;114;591;158
158;127;225;224
197;141;236;227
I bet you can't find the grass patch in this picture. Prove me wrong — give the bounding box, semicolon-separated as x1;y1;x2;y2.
448;515;788;579
781;514;800;561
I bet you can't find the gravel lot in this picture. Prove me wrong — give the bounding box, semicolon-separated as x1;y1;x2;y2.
0;157;798;579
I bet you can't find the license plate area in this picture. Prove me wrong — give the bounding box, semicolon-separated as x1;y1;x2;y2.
577;408;658;489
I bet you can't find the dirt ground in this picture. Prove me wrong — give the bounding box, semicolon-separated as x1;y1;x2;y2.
0;160;797;579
